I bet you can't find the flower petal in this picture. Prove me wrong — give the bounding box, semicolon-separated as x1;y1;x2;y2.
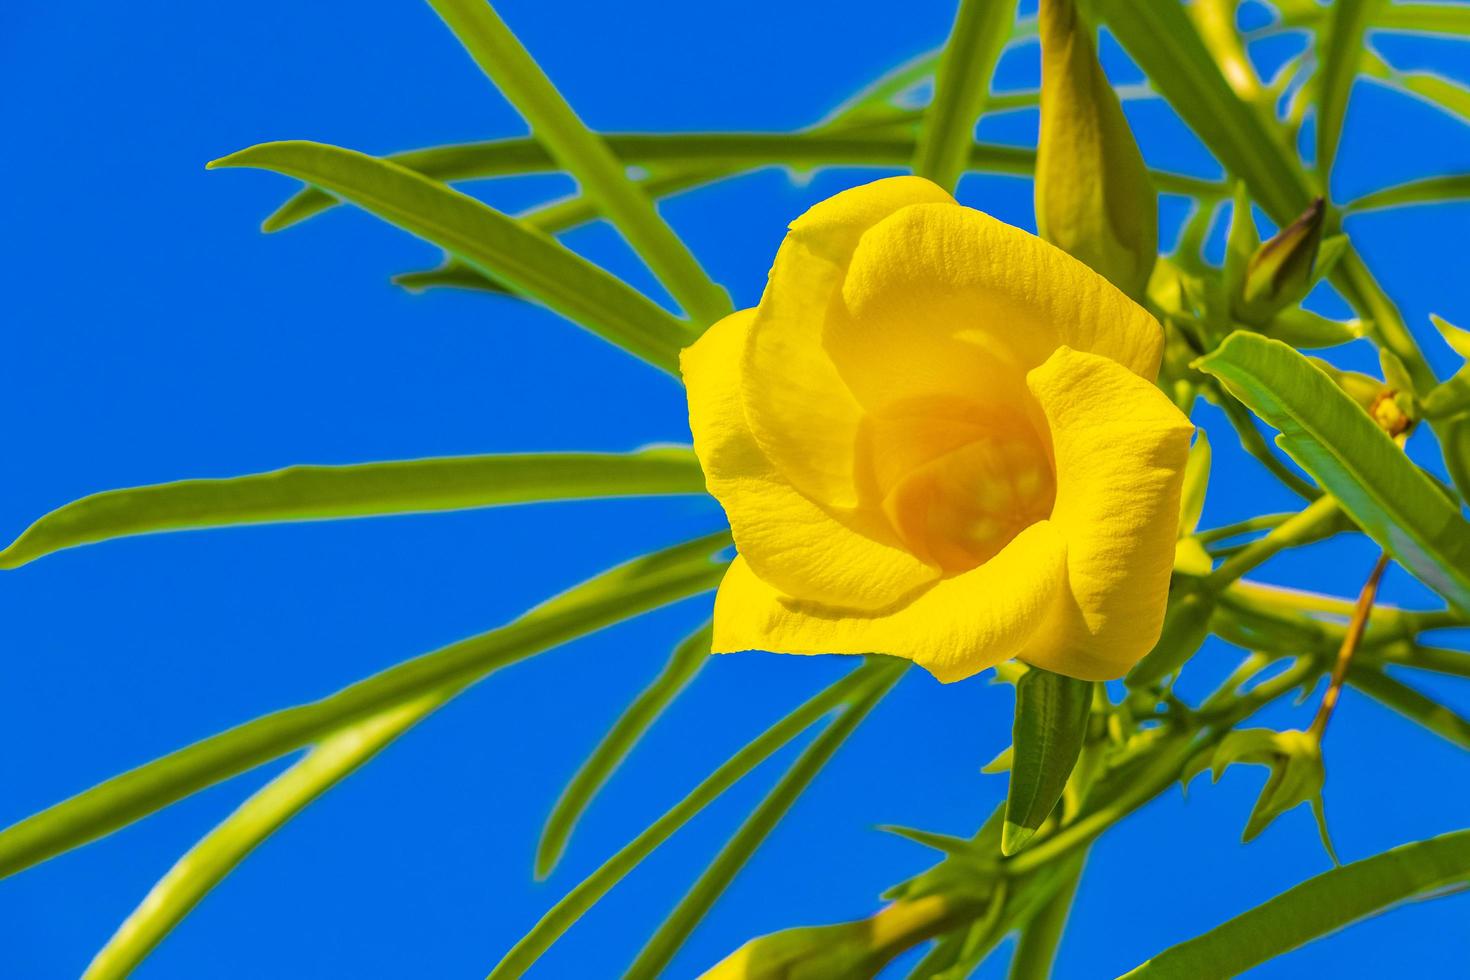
682;309;939;609
1024;347;1195;679
741;177;955;510
711;520;1069;684
825;202;1165;416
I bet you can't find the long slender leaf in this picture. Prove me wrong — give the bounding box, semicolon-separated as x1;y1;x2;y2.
1120;828;1470;978
83;691;444;980
0;531;730;879
912;0;1018;192
1095;0;1315;223
265;131;1223;234
1007;856;1083;980
1315;0;1383;178
209;141;693;373
485;658;898;980
1347;665;1470;749
0;449;706;569
423;0;729;325
1375;3;1470;36
535;620;713;878
1197;332;1470;614
624;657;906;979
1361;47;1470;126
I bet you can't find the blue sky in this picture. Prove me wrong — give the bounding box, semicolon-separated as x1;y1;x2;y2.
2;1;1468;977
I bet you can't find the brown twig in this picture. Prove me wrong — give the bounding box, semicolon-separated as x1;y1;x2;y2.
1310;552;1392;739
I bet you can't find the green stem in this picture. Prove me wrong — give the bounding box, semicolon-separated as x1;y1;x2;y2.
1206;496;1342;590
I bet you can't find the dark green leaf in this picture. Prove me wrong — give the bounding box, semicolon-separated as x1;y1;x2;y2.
1003;668;1093;855
209;141;694;372
1196;332;1470;614
84;693;444;980
423;0;729;324
1120;828;1470;978
485;658;894;980
1126;587;1216;688
0;531;730;879
535;621;713;878
624;658;906;978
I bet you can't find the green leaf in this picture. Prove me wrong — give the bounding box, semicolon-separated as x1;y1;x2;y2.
1422;370;1470;419
83;692;445;980
624;658;905;978
534;621;713;879
1119;828;1470;979
1178;429;1211;538
879;824;985;858
1343;174;1470;214
486;658;897;980
1315;0;1383;178
209;141;694;373
912;0;1019;192
1431;313;1470;359
0;449;706;569
423;0;729;325
1347;666;1470;750
392;256;511;294
1006;858;1083;980
0;531;730;879
265;131;1223;234
1095;0;1315;224
1196;332;1470;614
1222;184;1260;308
1376;3;1470;36
1126;587;1216;688
1362;47;1470;126
1436;412;1470;502
1208;729;1334;858
1259;308;1361;349
1002;668;1093;855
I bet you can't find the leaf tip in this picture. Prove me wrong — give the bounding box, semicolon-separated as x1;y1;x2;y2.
1000;821;1035;857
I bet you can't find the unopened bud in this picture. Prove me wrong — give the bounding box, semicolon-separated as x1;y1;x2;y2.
1235;198;1326;322
1035;0;1157;300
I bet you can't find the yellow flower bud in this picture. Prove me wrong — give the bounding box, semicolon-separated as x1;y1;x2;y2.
681;177;1193;683
1035;0;1157;300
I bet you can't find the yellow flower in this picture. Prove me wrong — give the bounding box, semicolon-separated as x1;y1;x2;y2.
682;177;1192;683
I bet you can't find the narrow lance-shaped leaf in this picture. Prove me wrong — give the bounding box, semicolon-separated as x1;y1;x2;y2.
1120;828;1470;979
265;131;1223;235
1003;667;1093;855
209;141;694;373
1196;333;1470;614
1094;0;1314;225
0;449;706;569
486;659;895;980
1343;174;1470;214
0;530;731;879
1315;0;1384;179
623;658;907;979
535;621;713;879
423;0;730;325
1361;46;1470;126
83;691;445;980
1347;665;1470;750
911;0;1018;192
1036;0;1156;299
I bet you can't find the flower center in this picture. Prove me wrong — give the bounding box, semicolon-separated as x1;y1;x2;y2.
867;404;1056;575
